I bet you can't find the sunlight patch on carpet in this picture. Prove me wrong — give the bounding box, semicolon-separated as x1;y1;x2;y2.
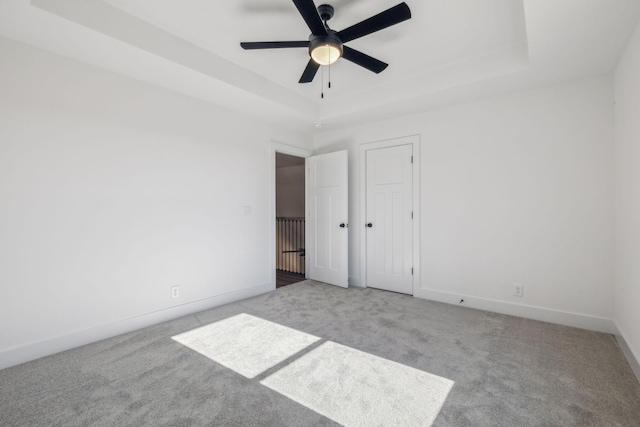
261;341;454;427
172;313;320;378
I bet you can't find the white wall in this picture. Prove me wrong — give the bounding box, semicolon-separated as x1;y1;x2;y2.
614;19;640;369
0;37;310;367
315;76;615;330
276;165;305;218
0;30;628;369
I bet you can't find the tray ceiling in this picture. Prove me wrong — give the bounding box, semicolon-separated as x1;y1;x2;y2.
1;0;639;133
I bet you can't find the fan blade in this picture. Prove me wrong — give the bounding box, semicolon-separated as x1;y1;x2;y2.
292;0;327;35
299;59;320;83
337;2;411;43
241;41;309;50
342;46;388;74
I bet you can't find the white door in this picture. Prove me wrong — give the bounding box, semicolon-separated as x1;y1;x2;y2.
307;151;349;288
365;144;413;294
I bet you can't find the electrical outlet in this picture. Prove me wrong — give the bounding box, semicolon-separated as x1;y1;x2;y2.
513;284;524;297
171;286;180;299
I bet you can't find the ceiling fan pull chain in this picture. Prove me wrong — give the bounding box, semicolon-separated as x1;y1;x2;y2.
328;62;331;89
321;65;324;99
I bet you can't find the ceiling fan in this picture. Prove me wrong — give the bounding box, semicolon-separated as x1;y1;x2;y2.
240;0;412;83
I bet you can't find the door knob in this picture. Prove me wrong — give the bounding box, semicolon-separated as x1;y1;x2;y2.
340;223;348;228
367;223;373;228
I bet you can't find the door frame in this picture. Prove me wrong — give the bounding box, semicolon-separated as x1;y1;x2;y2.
269;141;312;289
359;135;420;293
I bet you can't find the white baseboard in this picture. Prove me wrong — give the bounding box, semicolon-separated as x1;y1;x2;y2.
614;322;640;384
0;282;274;371
414;287;616;334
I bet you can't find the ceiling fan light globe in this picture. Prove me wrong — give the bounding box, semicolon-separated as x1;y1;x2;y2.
311;43;341;65
309;33;343;66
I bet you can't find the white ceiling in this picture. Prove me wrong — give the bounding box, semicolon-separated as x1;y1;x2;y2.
1;0;639;134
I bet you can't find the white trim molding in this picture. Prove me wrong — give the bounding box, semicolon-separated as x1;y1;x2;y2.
0;282;273;370
359;135;420;294
414;287;617;334
614;322;640;384
271;141;313;159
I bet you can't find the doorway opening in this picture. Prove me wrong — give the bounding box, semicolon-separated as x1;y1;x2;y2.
275;152;306;288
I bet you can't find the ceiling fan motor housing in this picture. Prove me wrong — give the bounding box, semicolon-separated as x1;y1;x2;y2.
309;31;343;53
